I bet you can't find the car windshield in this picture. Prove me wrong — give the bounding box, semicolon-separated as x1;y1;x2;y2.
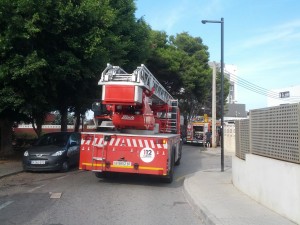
36;133;70;147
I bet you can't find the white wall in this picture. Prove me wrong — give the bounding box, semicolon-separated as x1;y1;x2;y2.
232;155;300;224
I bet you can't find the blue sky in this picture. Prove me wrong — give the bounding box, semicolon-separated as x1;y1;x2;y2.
135;0;300;111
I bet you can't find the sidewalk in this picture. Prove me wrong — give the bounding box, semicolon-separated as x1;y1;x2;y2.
0;160;23;178
183;148;297;225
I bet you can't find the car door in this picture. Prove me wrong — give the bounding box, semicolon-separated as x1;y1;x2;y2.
67;133;81;166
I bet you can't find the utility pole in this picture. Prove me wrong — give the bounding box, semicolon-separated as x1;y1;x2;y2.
212;62;217;148
202;17;225;171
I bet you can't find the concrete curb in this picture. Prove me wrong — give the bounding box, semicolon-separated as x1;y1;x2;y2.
0;170;24;179
0;161;24;179
183;175;221;225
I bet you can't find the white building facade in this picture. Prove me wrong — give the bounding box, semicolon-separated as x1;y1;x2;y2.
208;62;238;104
267;85;300;107
225;64;238;104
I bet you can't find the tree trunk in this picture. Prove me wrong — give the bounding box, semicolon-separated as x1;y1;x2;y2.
0;118;13;157
60;107;68;132
74;110;81;132
35;120;43;138
32;115;44;138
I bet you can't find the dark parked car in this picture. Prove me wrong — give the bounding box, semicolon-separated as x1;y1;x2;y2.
23;132;81;172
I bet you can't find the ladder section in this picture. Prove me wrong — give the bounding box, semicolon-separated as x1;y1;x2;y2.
99;64;131;83
169;100;179;134
91;135;105;171
160;100;179;134
99;63;174;105
134;64;173;104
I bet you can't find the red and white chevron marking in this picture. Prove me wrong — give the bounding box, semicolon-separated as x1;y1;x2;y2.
81;137;167;149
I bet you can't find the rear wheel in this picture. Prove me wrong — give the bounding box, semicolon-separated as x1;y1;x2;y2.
162;152;175;183
95;172;118;179
175;157;181;166
175;143;182;166
95;171;106;178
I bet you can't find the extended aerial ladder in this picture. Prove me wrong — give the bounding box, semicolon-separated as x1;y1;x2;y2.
99;64;173;103
96;63;180;134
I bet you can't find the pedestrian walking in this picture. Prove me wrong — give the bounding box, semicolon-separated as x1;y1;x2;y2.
205;131;212;148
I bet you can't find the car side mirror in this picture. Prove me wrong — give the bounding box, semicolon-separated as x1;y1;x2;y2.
69;142;78;147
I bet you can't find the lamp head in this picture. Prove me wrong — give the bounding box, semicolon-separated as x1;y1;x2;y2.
201;20;207;24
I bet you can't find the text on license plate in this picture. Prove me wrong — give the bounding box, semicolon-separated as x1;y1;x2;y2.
31;160;46;165
113;161;131;166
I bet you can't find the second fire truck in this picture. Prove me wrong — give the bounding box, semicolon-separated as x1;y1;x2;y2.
79;64;182;183
185;116;208;145
185;116;220;145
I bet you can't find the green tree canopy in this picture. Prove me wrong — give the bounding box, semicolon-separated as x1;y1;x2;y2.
0;0;150;155
146;31;215;122
0;0;229;157
0;0;151;129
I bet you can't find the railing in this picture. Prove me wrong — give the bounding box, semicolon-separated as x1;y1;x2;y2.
235;120;250;160
15;125;97;134
235;103;300;164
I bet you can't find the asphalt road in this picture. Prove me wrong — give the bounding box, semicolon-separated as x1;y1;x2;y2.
0;144;232;225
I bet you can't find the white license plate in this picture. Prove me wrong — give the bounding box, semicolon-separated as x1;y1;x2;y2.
31;160;46;165
113;161;131;166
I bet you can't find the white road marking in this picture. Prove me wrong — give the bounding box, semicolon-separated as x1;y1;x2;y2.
55;175;68;180
49;192;62;199
28;184;46;193
0;201;13;210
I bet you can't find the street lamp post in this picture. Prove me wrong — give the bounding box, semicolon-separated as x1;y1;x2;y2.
201;18;224;172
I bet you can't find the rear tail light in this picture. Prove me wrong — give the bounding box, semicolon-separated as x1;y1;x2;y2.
157;139;167;144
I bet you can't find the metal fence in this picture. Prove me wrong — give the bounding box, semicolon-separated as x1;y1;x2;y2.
235;103;300;164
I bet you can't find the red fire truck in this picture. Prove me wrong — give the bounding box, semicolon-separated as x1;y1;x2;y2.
185;117;208;145
79;64;182;183
185;116;221;146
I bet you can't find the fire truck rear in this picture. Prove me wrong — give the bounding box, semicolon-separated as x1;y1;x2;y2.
186;121;208;144
79;64;182;183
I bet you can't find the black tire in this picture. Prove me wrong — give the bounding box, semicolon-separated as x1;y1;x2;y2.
61;161;70;172
95;171;106;178
175;141;182;166
162;152;175;183
95;171;117;179
175;157;181;166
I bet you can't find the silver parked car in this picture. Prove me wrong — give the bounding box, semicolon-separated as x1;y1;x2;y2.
22;132;81;172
